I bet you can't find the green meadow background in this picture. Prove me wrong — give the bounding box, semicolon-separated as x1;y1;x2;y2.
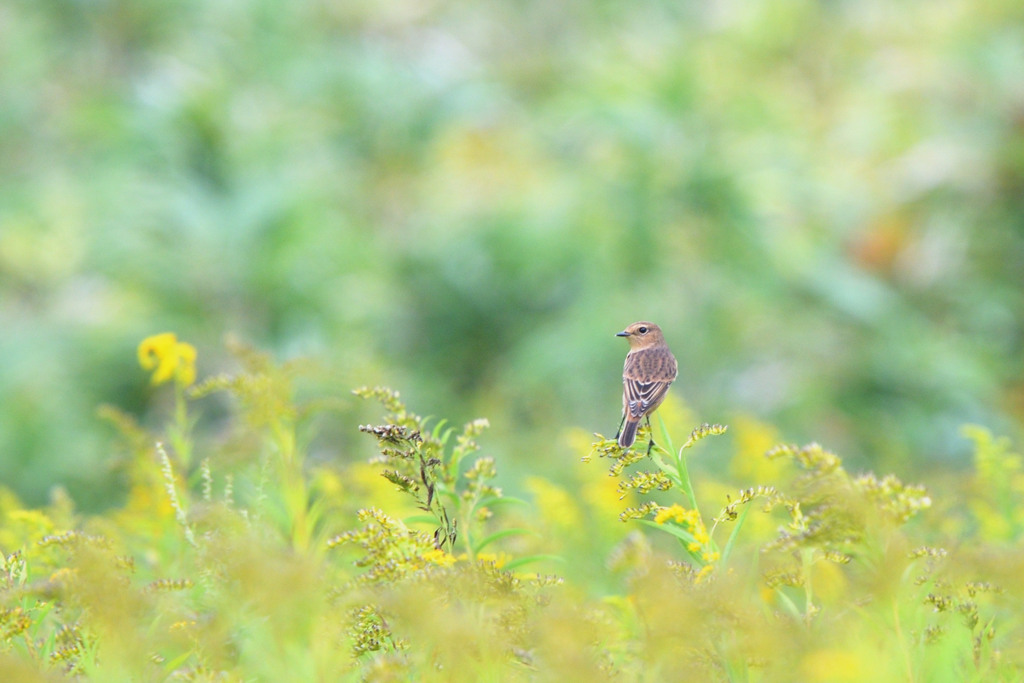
4;0;1023;509
2;0;1024;679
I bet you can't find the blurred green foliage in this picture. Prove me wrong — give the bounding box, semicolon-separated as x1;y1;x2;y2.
2;0;1024;507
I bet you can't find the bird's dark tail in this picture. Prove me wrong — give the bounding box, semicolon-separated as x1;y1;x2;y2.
618;418;640;449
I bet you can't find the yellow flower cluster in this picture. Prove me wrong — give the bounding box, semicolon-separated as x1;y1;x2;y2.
138;333;197;387
655;504;720;563
654;503;699;526
420;548;458;568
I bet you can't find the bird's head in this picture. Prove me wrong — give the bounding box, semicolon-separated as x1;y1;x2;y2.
616;321;665;348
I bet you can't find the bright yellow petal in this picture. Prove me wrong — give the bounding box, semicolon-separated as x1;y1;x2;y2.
137;332;177;372
176;342;196;363
152;353;177;385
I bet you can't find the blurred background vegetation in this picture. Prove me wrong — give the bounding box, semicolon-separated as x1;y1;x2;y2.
1;0;1023;510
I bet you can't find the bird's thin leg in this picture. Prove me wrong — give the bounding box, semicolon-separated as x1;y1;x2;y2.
615;413;626;440
645;415;656;455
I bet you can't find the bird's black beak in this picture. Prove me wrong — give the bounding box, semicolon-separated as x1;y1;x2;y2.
616;330;630;337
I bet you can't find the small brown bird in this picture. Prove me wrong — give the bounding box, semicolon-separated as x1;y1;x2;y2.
616;321;678;452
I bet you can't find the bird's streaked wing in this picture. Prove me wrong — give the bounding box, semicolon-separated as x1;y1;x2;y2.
623;378;672;419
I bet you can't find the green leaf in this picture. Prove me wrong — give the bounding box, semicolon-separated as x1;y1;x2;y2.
473;527;536;553
658;415;676;454
404;514;439;526
38;620;58;660
636;518;699;547
655;414;697;508
478;495;531;508
773;588;803;622
430;418;449;441
674;447;698;510
162;651;194;674
649;452;684;488
502;554;565;570
437;489;461;506
720;501;752;565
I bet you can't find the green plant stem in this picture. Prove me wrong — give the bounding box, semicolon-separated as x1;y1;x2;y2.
801;548;815;626
673;444;699;511
171;382;192;469
274;419;310;552
892;598;915;683
718;501;752;566
461;510;475;561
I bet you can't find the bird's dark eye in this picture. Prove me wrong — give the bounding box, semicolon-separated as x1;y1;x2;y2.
638;326;648;334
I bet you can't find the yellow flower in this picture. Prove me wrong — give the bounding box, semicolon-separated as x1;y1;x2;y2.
138;333;197;387
655;504;717;564
799;648;866;681
654;503;699;526
420;548;457;568
474;552;510;568
695;564;715;583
